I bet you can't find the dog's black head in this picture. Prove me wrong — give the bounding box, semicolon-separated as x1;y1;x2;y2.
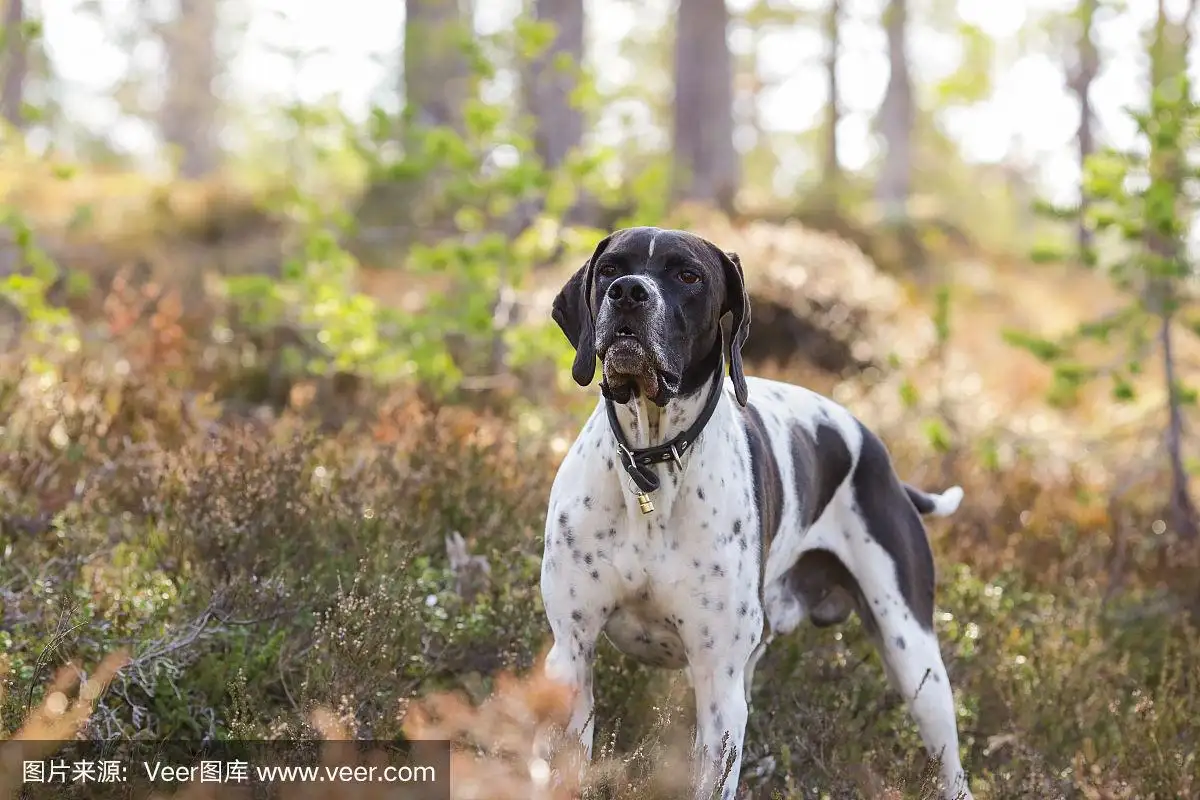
551;227;750;407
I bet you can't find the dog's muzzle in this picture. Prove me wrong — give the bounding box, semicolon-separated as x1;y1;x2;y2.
595;277;672;400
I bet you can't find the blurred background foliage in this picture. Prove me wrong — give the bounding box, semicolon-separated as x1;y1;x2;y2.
2;1;1200;798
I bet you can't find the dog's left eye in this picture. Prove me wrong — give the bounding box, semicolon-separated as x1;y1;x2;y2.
679;270;701;284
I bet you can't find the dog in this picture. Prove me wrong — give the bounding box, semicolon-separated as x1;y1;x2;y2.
539;226;974;800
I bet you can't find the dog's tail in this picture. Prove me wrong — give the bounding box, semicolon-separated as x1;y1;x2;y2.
905;483;964;517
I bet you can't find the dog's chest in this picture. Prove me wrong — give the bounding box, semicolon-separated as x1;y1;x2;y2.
545;405;760;669
589;468;756;669
594;513;708;669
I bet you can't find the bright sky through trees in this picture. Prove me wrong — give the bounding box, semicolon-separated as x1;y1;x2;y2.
40;0;1196;205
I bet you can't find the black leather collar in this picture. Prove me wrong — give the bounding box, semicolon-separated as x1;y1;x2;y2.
603;360;726;495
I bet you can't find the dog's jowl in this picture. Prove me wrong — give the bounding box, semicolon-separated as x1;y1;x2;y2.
540;226;974;800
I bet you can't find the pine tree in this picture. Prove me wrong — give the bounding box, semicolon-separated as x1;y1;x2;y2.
1011;6;1199;540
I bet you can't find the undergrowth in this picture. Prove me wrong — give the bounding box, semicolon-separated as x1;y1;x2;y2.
0;159;1197;796
1;273;1197;800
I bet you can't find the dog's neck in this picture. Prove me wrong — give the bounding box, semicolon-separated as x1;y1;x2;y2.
603;371;726;521
606;340;725;450
606;367;724;451
608;388;700;450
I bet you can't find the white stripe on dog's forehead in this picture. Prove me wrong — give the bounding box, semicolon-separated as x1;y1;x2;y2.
647;232;656;258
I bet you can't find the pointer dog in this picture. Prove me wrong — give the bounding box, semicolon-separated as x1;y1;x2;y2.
540;227;974;799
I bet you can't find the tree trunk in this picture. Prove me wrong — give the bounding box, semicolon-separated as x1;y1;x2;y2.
160;0;221;178
1070;0;1099;258
525;0;584;171
671;0;739;214
403;0;473;135
352;0;474;258
1150;0;1198;86
1146;0;1199;541
524;0;592;225
821;0;841;200
875;0;913;224
1159;311;1198;540
1;0;27;130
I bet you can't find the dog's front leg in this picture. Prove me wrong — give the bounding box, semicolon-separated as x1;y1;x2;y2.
539;548;608;779
534;612;606;798
543;629;599;759
689;663;748;800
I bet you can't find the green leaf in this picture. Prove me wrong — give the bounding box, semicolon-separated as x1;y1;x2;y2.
1111;377;1136;402
933;23;995;106
1029;238;1068;264
454;207;486;233
1002;329;1066;362
1053;362;1094;384
65;270;92;298
922;419;952;454
552;51;578;76
1081;150;1129;199
1175;382;1198;406
1046;381;1081;409
513;18;558;60
462;101;504;140
1031;197;1078;221
67;204;94;232
978;437;1000;472
933;286;951;344
1075;306;1138;342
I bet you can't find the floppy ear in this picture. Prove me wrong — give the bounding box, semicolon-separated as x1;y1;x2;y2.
551;234;613;388
720;250;751;406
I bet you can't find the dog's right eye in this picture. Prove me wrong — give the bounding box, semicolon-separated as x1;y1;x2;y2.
596;263;618;278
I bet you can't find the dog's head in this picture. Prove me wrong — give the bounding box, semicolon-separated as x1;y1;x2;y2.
551;227;750;407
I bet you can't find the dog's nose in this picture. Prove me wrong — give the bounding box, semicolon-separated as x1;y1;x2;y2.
606;276;653;310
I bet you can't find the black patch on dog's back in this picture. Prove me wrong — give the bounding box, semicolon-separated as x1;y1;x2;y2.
851;421;936;630
789;420;852;528
742;403;784;568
